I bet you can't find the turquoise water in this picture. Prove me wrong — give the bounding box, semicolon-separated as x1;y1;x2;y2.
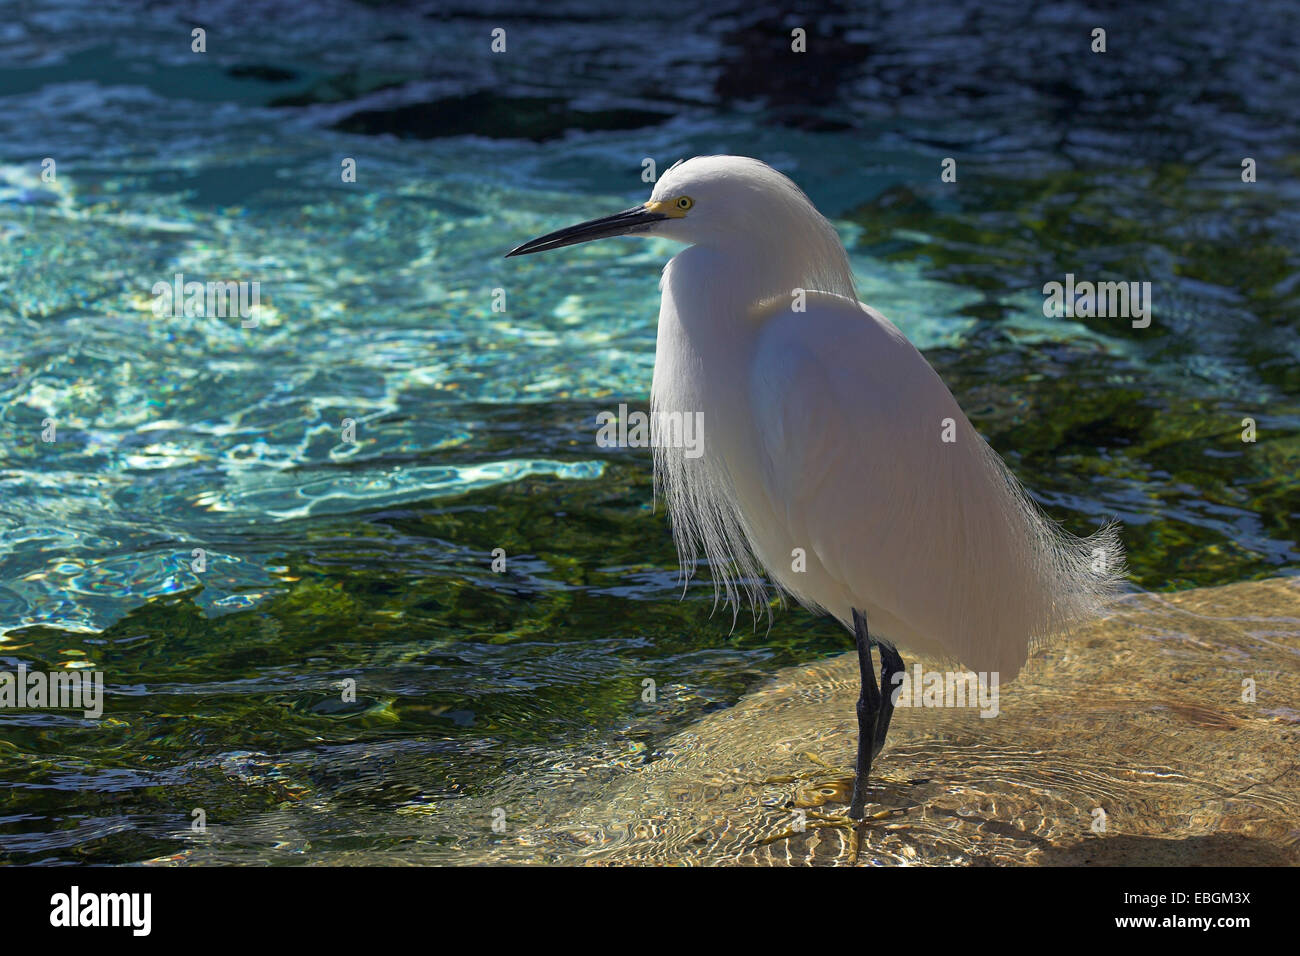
0;0;1297;864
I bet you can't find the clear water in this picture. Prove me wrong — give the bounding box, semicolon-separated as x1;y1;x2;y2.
0;0;1297;864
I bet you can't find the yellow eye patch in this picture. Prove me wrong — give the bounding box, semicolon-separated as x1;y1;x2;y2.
645;195;694;218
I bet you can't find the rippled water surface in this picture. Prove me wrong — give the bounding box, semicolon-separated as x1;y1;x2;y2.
0;0;1297;864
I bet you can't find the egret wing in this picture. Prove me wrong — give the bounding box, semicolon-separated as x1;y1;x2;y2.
748;293;1071;677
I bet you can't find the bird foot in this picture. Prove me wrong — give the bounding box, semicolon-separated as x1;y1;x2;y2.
753;750;845;786
758;807;907;863
752;752;918;862
757;752;916;811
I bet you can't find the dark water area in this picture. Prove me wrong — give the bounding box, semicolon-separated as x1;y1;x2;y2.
0;0;1296;863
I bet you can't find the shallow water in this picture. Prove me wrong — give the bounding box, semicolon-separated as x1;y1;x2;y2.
151;578;1300;866
0;1;1297;864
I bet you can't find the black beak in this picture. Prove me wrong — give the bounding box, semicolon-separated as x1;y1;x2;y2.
505;205;667;257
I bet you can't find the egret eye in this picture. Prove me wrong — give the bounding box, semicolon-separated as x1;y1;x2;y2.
676;196;694;211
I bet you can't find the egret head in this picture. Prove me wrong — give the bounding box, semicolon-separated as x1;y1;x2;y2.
506;156;856;300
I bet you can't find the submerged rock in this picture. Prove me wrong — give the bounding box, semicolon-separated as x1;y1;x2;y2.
333;91;673;141
570;577;1300;865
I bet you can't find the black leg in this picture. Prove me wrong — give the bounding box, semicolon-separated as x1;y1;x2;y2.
849;609;879;820
873;642;905;759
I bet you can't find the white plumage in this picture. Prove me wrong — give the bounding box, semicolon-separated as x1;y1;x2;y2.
645;156;1122;681
507;155;1125;815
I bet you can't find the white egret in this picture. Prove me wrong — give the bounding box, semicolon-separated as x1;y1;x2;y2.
507;156;1123;822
